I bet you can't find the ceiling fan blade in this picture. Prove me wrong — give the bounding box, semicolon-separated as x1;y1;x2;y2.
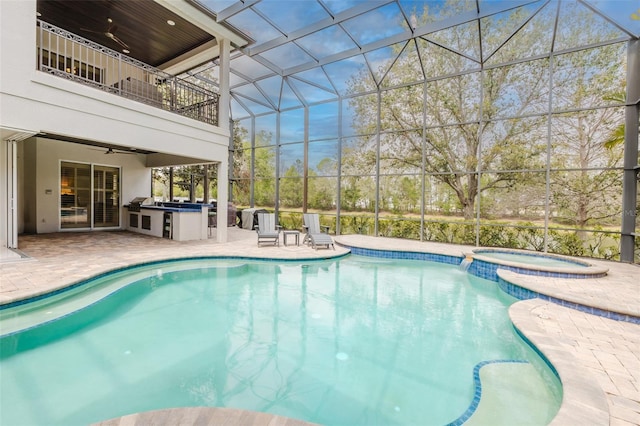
109;148;137;155
81;19;129;51
88;147;132;154
80;27;104;34
111;34;130;50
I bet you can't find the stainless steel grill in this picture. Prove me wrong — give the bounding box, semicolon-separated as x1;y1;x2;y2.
128;197;153;212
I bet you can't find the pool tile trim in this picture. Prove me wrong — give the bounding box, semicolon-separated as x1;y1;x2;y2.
467;258;607;280
446;360;530;426
473;249;591;266
344;245;461;265
498;276;640;324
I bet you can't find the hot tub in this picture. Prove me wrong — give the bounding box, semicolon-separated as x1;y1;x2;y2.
463;248;608;280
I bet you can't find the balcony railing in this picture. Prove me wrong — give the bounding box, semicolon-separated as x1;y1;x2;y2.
36;20;219;126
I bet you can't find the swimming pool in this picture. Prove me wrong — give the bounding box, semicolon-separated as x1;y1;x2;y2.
0;256;561;425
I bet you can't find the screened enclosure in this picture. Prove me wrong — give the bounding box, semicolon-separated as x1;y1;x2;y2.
184;0;639;262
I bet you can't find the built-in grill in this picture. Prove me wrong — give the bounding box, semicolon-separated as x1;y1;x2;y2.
128;196;154;212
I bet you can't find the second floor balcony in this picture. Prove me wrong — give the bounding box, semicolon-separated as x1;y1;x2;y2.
36;20;219;127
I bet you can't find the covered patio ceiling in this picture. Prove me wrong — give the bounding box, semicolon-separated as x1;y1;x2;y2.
36;0;247;68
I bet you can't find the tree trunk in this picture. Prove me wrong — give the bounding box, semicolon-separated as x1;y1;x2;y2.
462;201;475;220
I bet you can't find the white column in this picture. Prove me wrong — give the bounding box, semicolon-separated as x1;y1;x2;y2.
0;139;7;249
216;159;228;243
218;38;231;131
215;37;231;243
4;140;18;248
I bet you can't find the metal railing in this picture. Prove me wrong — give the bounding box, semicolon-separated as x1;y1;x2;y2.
36;20;219;126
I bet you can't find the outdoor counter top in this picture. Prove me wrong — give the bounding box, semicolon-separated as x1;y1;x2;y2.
125;203;214;213
124;203;212;241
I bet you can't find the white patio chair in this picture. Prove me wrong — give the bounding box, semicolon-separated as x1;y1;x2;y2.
302;213;334;250
256;212;281;246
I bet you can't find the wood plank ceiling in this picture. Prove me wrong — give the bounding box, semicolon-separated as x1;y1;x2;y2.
36;0;215;67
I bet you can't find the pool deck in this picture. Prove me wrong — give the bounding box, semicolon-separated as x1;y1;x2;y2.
1;229;638;426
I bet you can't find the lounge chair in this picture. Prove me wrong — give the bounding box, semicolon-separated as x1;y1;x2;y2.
303;213;334;250
256;212;281;246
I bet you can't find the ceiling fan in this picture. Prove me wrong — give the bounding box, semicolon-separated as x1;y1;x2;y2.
106;147;137;155
90;147;137;155
81;18;130;52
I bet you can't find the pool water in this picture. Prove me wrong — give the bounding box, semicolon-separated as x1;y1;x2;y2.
473;250;588;268
0;256;561;425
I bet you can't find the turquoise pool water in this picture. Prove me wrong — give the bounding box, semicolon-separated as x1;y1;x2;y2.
0;256;561;425
473;250;588;268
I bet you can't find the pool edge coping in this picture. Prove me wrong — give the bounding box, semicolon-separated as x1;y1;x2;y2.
497;271;640;324
509;299;610;426
469;251;609;278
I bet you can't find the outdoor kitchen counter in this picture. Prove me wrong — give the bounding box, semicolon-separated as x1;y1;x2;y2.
125;203;212;241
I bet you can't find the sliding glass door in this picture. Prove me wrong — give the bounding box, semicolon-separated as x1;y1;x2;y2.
60;162;91;228
60;162;120;229
93;165;120;227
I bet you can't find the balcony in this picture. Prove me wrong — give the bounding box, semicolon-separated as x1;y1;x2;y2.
36;20;219;126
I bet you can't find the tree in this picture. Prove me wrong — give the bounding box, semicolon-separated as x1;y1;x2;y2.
549;44;626;228
152;168;170;199
253;130;277;207
153;165;216;201
344;0;623;222
308;177;335;210
279;160;303;208
231;121;251;205
345;2;552;219
231;122;277;207
602;91;626;150
398;176;420;213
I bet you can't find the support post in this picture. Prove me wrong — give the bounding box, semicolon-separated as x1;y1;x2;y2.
218;38;231;131
217;159;229;243
6;140;18;248
620;40;639;263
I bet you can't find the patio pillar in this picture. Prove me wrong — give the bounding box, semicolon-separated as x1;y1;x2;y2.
216;159;228;243
169;167;174;202
216;38;231;241
203;164;210;204
620;39;639;263
218;38;231;131
2;131;35;249
1;139;18;248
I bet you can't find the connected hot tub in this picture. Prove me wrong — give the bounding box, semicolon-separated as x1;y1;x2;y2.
463;248;608;280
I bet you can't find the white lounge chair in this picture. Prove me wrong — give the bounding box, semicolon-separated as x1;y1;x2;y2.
303;213;334;250
256;212;281;246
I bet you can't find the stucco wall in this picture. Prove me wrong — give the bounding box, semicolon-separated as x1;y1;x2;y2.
0;0;229;161
1;0;230;242
21;138;151;233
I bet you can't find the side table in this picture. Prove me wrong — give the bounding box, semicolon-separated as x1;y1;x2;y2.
283;230;301;246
